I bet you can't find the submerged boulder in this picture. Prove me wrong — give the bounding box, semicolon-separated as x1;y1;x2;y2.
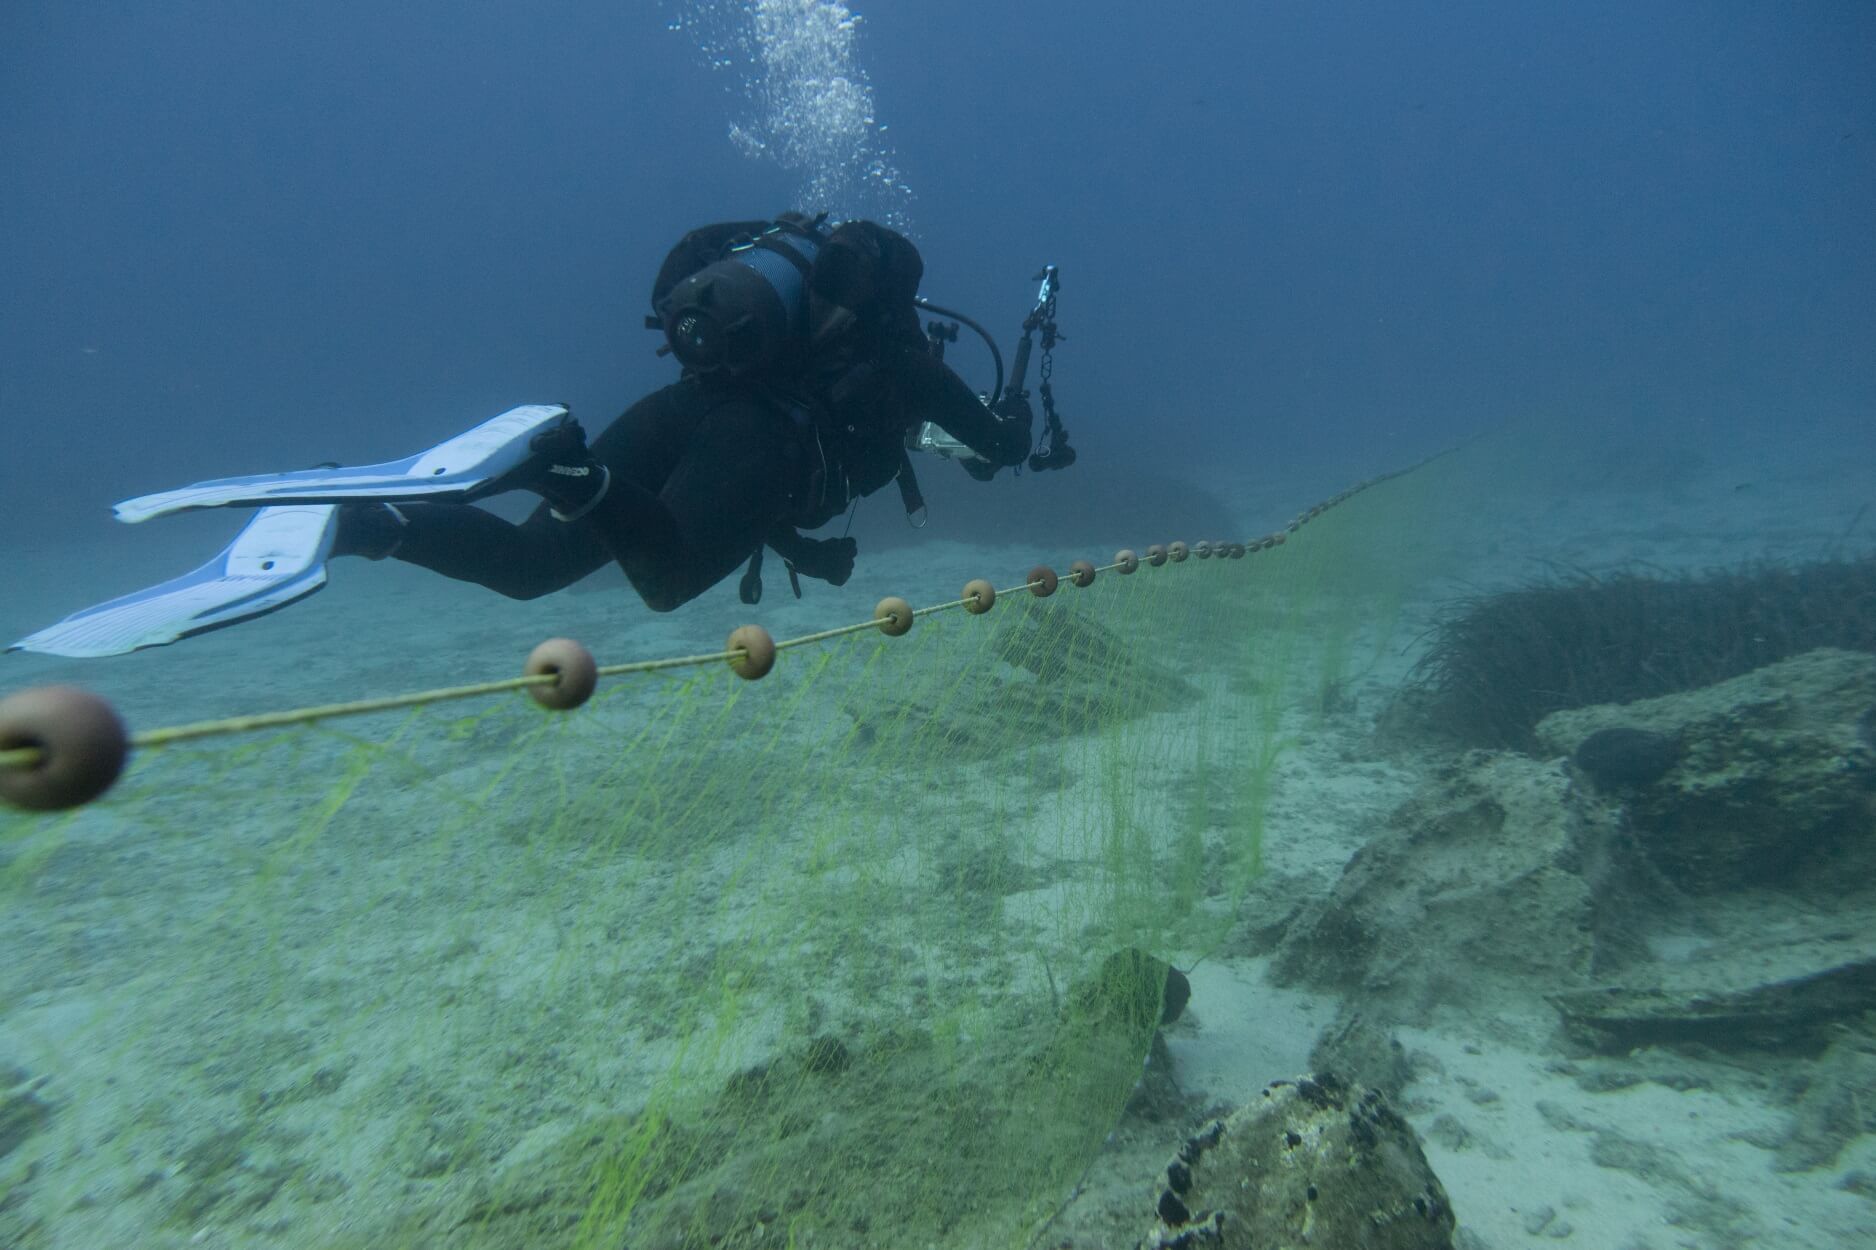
1550;925;1876;1054
1269;752;1650;1017
1536;648;1876;894
1274;649;1876;1033
1141;1073;1454;1250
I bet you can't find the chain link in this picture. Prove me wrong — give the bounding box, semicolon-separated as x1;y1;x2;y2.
1039;286;1058;382
1038;287;1060;431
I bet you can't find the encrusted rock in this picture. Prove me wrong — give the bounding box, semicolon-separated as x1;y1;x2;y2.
1550;930;1876;1054
1275;650;1876;1033
1270;754;1650;1017
1141;1073;1454;1249
1310;1009;1412;1101
1537;648;1876;893
1771;1021;1876;1171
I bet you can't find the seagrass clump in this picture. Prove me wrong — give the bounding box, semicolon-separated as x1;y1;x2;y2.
1395;554;1876;751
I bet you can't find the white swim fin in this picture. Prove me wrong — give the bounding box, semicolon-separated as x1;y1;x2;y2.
113;404;568;523
8;505;339;658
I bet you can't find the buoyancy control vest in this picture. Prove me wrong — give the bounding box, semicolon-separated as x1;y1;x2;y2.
649;213;935;514
648;214;941;601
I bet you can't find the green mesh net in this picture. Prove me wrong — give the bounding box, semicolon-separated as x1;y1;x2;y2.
0;464;1453;1249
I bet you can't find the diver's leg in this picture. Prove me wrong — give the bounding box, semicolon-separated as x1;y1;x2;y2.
578;388;799;612
338;500;611;601
328;383;707;598
338;382;796;610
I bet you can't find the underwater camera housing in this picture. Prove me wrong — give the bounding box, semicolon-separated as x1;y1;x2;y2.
655;222;823;376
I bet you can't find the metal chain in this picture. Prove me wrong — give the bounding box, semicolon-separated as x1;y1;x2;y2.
1039;286;1059;382
1038;287;1062;437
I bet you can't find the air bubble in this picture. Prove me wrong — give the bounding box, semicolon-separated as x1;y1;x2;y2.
666;0;913;228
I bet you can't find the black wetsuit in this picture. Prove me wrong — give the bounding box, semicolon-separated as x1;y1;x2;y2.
365;221;1029;610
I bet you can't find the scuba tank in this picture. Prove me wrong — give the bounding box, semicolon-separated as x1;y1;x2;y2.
654;217;827;376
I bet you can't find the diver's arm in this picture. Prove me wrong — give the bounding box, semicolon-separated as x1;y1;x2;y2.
892;346;1031;468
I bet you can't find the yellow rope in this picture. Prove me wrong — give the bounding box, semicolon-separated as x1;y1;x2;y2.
596;650;742;677
910;595;977;619
0;674;562;771
776;620;894;651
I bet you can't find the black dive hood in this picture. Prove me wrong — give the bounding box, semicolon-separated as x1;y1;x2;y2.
655;220;824;376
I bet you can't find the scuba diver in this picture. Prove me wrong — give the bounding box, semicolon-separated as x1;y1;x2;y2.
9;213;1076;658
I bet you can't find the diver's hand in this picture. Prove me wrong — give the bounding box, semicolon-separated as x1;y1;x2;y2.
992;392;1034;435
982;392;1034;471
813;536;858;586
781;535;858;586
992;393;1034;456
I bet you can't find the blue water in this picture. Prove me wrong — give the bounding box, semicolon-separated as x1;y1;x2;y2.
4;1;1869;569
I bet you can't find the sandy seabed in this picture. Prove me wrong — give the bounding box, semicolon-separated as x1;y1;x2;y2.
3;427;1874;1250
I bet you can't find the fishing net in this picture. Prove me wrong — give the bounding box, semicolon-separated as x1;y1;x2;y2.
0;461;1455;1249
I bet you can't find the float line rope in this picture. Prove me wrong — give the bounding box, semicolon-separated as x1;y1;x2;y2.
0;579;1049;767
